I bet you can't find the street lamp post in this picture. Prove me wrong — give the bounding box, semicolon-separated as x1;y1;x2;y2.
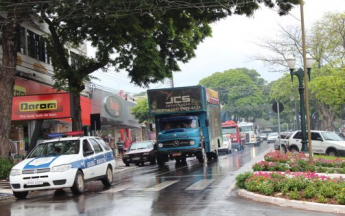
286;54;315;153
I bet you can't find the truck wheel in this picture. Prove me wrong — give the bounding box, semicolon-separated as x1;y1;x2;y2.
150;157;156;165
157;155;165;166
212;150;218;160
196;148;207;164
13;191;28;199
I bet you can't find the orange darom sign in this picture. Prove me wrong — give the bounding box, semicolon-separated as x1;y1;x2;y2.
12;93;71;121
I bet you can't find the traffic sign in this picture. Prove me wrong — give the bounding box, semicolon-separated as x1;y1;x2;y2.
272;102;284;113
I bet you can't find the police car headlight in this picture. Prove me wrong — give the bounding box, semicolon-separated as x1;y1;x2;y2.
51;164;71;172
190;141;195;145
158;143;163;148
123;154;129;158
143;152;149;156
10;169;21;176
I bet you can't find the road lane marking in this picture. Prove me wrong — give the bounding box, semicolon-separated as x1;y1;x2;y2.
185;179;215;190
102;184;131;193
144;180;179;192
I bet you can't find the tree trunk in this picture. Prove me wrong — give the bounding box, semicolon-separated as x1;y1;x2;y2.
72;92;83;131
0;18;19;158
319;103;335;131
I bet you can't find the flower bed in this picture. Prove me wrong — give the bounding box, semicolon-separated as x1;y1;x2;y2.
236;171;345;205
252;150;345;173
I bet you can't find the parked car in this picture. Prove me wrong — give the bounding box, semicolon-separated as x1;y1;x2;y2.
274;132;293;153
9;132;116;199
267;132;279;143
285;130;345;156
219;135;232;154
260;133;268;141
122;140;156;166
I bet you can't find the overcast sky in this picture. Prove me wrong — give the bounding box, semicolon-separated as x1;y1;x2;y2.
90;0;345;94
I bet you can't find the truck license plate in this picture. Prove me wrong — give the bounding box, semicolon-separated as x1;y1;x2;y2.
27;179;44;186
172;153;181;157
132;157;140;161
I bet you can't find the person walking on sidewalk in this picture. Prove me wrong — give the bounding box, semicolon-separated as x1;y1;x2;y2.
109;138;116;157
116;138;124;157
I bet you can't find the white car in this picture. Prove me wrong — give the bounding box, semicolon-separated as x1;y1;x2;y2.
287;130;345;156
260;133;267;141
267;133;279;143
219;135;232;154
9;132;116;199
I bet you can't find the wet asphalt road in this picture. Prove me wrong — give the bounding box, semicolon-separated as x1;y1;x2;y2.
0;142;338;216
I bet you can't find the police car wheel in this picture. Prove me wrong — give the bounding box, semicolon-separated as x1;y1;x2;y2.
13;191;28;199
71;170;84;194
102;166;113;187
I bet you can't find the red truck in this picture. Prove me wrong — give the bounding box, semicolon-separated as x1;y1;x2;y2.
221;120;244;150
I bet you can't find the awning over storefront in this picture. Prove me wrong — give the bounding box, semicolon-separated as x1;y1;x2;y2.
91;89;140;128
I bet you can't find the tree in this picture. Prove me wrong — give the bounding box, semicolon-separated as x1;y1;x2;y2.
0;1;38;157
0;0;300;157
199;68;265;121
131;98;150;124
252;12;345;130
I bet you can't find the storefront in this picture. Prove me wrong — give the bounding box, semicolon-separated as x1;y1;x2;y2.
91;88;141;143
10;77;91;156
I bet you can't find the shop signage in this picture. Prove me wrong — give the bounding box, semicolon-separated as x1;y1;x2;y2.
105;96;122;117
148;86;203;114
12;93;72;121
206;88;219;104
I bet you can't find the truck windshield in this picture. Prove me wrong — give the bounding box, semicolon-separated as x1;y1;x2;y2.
28;140;80;158
160;119;197;130
222;127;237;134
239;126;253;132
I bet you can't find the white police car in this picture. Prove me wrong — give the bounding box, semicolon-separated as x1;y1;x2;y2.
9;131;116;199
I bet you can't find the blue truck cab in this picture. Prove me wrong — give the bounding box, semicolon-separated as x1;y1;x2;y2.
147;86;222;166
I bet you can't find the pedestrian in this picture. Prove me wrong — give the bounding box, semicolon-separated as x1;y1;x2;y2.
116;138;124;157
109;138;116;156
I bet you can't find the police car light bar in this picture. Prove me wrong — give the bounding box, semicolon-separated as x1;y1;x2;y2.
48;131;84;138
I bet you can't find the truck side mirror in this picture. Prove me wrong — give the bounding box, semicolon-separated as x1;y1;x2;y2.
205;119;209;127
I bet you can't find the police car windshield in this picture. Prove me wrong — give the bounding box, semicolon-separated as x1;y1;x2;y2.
28;140;80;158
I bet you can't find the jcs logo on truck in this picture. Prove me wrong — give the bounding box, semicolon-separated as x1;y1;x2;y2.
166;96;190;104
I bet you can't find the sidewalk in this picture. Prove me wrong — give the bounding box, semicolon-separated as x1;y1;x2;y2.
0;156;135;201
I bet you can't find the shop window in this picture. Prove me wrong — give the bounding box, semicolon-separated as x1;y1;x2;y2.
27;30;49;64
70;51;81;69
18;27;26;54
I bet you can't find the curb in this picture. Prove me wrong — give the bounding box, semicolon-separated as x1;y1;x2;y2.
238;189;345;214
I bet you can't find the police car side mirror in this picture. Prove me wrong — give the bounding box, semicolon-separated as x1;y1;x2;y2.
83;150;94;157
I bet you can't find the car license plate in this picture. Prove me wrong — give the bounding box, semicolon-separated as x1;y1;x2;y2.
132;157;140;161
172;153;181;157
27;179;44;186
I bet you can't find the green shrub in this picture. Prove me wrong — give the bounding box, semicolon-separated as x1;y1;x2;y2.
257;180;274;195
317;194;328;203
289;190;300;200
320;184;336;198
286;177;308;191
235;172;253;189
0;158;14;179
336;192;345;205
281;186;289;195
302;186;317;199
316;166;327;173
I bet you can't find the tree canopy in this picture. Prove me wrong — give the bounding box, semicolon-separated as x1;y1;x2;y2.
199;68;266;120
0;0;300;157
